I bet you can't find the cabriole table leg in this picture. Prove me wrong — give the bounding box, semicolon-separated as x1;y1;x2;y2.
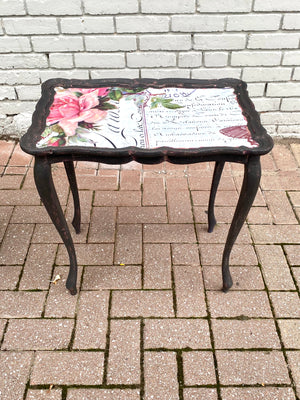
208;160;225;233
64;160;81;234
34;156;78;295
221;155;261;292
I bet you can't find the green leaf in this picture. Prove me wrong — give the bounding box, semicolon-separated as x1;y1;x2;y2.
150;101;159;109
49;136;64;144
68;135;90;145
122;87;145;94
41;127;52;138
73;91;83;98
162;103;184;109
51;124;64;134
109;89;123;101
99;102;117;110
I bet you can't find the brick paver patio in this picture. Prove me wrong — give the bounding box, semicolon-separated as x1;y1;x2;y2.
0;139;299;400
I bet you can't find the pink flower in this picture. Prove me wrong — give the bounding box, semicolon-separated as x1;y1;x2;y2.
47;89;108;137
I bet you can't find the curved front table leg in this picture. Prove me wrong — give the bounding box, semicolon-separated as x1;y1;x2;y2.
208;161;225;233
34;157;78;295
64;161;81;234
222;155;261;292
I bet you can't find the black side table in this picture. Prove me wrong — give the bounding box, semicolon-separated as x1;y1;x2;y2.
20;78;273;295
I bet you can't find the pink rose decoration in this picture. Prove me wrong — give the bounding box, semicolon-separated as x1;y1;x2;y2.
47;88;108;137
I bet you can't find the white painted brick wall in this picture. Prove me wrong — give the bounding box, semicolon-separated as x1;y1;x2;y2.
0;0;299;138
248;33;300;49
84;0;138;14
281;99;300;111
26;0;82;15
31;36;84;52
49;54;74;69
226;15;281;31
60;17;114;34
127;52;176;68
204;52;228;67
197;0;252;13
0;0;26;16
85;35;137;52
231;51;282;66
116;16;169;33
140;35;191;51
254;0;300;12
242;67;292;82
141;0;195;14
282;14;300;30
3;18;59;35
293;68;300;81
171;15;225;32
0;86;16;101
194;34;246;50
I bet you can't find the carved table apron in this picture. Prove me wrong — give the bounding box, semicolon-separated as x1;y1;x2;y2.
20;78;273;295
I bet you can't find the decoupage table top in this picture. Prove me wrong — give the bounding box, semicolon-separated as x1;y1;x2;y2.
20;78;273;158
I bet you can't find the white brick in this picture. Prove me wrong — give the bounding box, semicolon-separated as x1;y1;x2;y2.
194;34;246;50
91;69;139;79
3;18;59;35
178;52;202;68
39;70;89;81
267;82;300;97
252;97;280;112
0;71;40;85
204;52;228;67
172;15;225;32
16;85;41;101
248;33;300;49
282;14;300;30
281;98;300;111
261;112;300;125
85;35;137;52
32;36;84;52
0;54;48;69
293;68;300;80
127;52;176;68
0;0;25;16
197;0;252;12
242;67;292;82
84;0;138;14
74;53;125;68
231;51;282;66
26;0;82;15
0;101;35;114
60;17;114;34
282;51;300;65
0;86;16;100
278;125;300;135
264;125;278;135
246;83;265;97
0;37;31;53
49;53;74;69
227;14;281;31
116;16;169;33
141;69;190;79
140;35;191;51
141;0;195;14
192;67;241;79
254;0;300;12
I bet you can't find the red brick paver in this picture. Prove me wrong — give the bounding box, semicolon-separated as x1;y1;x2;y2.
0;140;299;399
